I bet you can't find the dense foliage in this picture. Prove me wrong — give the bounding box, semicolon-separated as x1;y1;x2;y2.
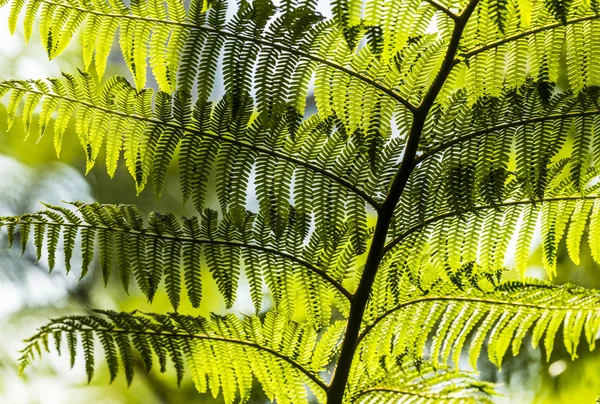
2;0;600;401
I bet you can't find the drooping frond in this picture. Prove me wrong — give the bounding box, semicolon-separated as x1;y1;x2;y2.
19;310;346;404
453;0;600;102
360;271;600;373
403;81;600;222
3;0;193;91
386;193;600;288
0;73;377;247
386;81;600;280
2;0;421;122
7;0;596;125
0;202;357;322
0;73;155;177
349;362;496;403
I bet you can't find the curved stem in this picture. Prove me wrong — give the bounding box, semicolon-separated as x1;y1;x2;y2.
423;0;458;20
325;2;479;402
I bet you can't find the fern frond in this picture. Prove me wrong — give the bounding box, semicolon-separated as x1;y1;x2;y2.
0;202;352;318
387;194;600;281
457;2;600;101
19;310;341;403
386;81;600;278
3;0;417;117
0;75;378;243
348;361;496;403
413;82;600;208
360;273;600;372
8;0;600;401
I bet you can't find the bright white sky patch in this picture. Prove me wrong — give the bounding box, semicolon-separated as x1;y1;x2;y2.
0;8;64;80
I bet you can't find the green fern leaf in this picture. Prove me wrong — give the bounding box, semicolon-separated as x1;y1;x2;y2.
20;310;335;402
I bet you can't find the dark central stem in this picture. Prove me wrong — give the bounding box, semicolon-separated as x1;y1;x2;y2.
325;2;479;401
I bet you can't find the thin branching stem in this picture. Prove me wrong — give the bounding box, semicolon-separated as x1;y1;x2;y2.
456;14;600;63
423;0;458;20
325;2;480;402
413;109;600;166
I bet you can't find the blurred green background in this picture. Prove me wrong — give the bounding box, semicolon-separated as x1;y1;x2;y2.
2;2;600;403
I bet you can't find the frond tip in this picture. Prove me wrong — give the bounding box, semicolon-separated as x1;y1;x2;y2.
19;310;344;404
